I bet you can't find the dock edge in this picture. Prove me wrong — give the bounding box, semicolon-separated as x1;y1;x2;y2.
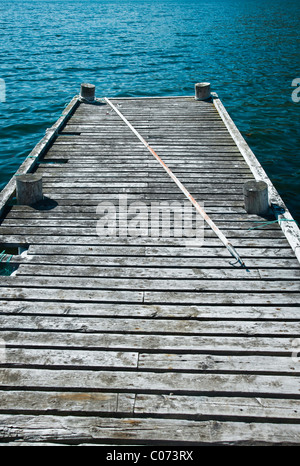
0;95;80;218
212;92;300;264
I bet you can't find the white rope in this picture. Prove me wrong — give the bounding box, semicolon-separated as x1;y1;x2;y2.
104;97;247;268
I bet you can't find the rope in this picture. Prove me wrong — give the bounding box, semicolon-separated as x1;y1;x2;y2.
104;97;247;269
248;219;298;230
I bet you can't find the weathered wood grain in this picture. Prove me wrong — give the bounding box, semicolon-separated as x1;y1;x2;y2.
0;414;299;445
0;287;143;302
0;234;292;248
1;348;138;368
25;243;297;258
0;226;286;238
1;368;299;396
134;394;300;421
0;315;299;336
0;331;296;353
0;391;135;414
0;301;299;319
138;353;299;373
0;276;298;292
144;291;300;305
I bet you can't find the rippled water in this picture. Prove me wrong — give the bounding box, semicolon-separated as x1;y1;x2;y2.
0;0;299;221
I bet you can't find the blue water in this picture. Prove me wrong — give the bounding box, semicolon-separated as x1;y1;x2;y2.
0;0;299;221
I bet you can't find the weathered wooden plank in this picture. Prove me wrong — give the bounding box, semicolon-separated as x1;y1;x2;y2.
4;204;262;214
0;442;70;446
59;131;235;137
0;391;135;414
0;226;286;238
144;291;300;305
39;192;246;201
138;353;299;373
34;192;249;201
47;144;240;151
0;288;143;303
36;168;253;177
1;217;256;234
60;135;234;141
59;154;204;162
17;192;249;204
134;394;300;421
16;264;264;280
44;156;244;163
2;221;280;237
0;330;296;353
40;186;249;194
1;348;138;368
38;170;253;180
37;175;254;183
1;368;299;396
145;245;296;258
6;185;247;195
44;154;242;161
40;167;253;175
1;288;300;306
25;243;296;258
21;198;247;206
0;234;291;248
0;316;299;337
5;210;266;222
26;244;145;256
1;276;298;293
62;125;230;132
40;182;247;190
2;218;282;232
14;263;300;280
0;414;299;445
0;301;298;320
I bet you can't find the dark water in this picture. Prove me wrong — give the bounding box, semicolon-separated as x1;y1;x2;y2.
0;0;299;221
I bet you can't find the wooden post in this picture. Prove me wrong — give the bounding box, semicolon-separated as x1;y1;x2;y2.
16;174;43;206
195;82;211;101
243;180;269;215
80;83;95;102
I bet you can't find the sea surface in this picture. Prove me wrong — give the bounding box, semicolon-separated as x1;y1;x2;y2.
0;0;299;222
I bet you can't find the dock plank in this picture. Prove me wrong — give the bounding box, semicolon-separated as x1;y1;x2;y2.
0;301;298;319
0;331;295;353
1;368;299;396
1;315;300;336
0;415;300;445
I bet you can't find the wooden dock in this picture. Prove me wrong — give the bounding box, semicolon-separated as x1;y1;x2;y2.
0;85;300;445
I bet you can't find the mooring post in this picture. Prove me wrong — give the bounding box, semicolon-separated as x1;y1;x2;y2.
243;180;269;215
195;82;211;101
16;174;43;206
80;83;95;102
